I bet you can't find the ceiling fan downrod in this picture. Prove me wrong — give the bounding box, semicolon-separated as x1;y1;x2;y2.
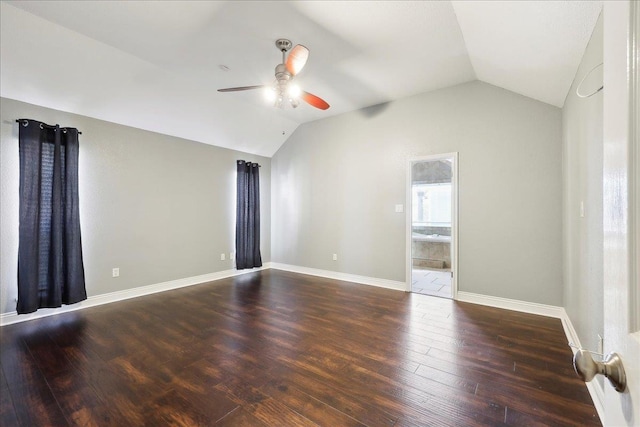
274;39;294;108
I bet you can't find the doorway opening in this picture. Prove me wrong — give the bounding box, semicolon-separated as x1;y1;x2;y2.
406;153;458;298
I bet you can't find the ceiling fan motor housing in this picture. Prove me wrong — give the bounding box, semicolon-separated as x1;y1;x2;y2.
275;64;292;84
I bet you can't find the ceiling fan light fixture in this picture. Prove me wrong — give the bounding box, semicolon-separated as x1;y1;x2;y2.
288;84;301;99
274;95;284;109
264;87;277;103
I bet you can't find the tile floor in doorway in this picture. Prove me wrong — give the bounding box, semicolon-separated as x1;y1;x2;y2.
412;268;452;298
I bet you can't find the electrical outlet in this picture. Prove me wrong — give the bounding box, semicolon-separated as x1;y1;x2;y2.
220;253;226;261
230;252;235;260
112;268;120;278
332;253;338;261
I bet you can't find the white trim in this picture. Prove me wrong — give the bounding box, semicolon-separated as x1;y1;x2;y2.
0;263;271;326
631;0;640;334
456;291;566;318
269;263;406;291
0;261;606;421
452;154;459;300
559;308;606;423
406;158;412;291
457;290;606;422
585;379;606;425
406;153;459;297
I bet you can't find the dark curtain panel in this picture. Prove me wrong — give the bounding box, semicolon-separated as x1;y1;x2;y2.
17;119;87;314
236;160;262;270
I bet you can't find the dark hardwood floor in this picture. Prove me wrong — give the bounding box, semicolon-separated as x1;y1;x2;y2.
1;269;600;426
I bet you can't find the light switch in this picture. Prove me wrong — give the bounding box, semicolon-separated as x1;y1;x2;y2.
580;201;585;218
395;204;404;213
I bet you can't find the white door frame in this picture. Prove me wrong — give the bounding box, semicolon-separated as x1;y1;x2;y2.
405;152;459;298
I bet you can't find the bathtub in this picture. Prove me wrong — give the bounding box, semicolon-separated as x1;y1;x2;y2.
412;233;451;243
412;233;451;269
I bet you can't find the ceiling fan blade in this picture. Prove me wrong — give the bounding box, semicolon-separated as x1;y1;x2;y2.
218;85;265;92
302;91;330;110
285;45;309;76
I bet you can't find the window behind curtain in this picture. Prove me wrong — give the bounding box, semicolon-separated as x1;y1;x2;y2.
17;119;86;314
412;183;452;227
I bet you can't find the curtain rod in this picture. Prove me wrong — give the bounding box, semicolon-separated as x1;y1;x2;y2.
16;119;82;135
237;159;261;167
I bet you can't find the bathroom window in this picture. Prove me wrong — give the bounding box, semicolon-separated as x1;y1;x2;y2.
412;183;452;227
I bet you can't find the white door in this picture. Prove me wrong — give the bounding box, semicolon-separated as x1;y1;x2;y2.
601;1;639;425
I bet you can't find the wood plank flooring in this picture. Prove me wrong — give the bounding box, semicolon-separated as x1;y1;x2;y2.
0;269;601;426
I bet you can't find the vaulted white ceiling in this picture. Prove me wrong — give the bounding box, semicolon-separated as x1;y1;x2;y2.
0;1;602;157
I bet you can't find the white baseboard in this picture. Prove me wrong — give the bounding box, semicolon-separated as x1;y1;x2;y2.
0;262;607;424
558;308;606;424
584;373;606;424
457;291;605;423
0;263;271;326
269;263;406;291
1;262;398;326
456;291;566;318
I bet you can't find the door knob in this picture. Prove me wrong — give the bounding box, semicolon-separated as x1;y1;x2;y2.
573;348;627;392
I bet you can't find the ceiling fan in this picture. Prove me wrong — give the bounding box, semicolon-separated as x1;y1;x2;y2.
218;39;330;110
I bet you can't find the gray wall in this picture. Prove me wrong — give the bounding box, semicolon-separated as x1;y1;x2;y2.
271;80;563;305
562;14;603;354
0;97;270;314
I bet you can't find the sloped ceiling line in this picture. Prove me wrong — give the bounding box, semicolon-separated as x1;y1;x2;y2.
0;1;602;157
